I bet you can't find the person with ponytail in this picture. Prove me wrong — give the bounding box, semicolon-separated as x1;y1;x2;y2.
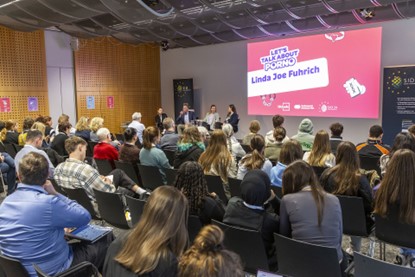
237;134;272;180
264;126;286;161
139;126;171;184
174;161;225;224
104;186;189;277
179;225;244;277
1;120;19;144
221;123;245;159
303;130;336;168
280;160;345;269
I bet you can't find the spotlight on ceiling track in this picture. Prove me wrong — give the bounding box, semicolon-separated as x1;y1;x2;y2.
358;8;375;20
160;40;169;51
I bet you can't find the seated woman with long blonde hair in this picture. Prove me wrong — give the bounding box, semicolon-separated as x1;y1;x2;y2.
303;130;335;168
103;186;189;276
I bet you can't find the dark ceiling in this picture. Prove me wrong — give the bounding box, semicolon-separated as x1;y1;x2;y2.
0;0;414;48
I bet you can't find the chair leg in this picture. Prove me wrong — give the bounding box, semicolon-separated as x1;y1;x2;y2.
368;237;376;258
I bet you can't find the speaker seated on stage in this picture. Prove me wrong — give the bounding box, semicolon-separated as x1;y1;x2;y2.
176;103;196;135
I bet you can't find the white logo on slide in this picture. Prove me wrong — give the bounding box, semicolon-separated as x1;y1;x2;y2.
344;78;366;98
325;32;345;42
277;102;290;111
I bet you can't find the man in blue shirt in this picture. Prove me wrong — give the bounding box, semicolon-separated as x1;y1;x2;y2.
0;152;110;276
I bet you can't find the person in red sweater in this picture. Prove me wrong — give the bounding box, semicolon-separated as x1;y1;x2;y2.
93;127;119;168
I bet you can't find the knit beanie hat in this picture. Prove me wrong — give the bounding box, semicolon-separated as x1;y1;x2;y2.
298;118;313;134
240;169;271;206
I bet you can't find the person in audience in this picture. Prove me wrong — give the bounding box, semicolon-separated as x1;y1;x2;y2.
93;127;119;167
119;127;140;165
203;104;220;130
224;104;239;133
291;118;315;151
128;112;145;145
224;169;279;270
18;117;34;145
174;161;224;224
179;225;244;277
173;126;205;169
50;121;71;156
374;149;415;267
237;134;272;180
31;122;64;167
320;141;373;255
264;126;286;161
356;124;390;160
139;126;172;184
160;117;179;152
54;136;147;208
280;160;345;270
89;117;104;142
0;152;112;276
270;140;303;187
379;132;415;176
42;115;54;138
329;122;344;155
242;120;261;145
176;103;196;135
14;130;54;177
197;126;210;147
31;122;49;148
199;130;237;197
0;151;16;195
222;123;245;159
74;116;91;141
155;107;168;132
103;186;188;276
265;114;289;145
54;114;76;137
0;120;19;144
303;130;336;168
408;124;415;138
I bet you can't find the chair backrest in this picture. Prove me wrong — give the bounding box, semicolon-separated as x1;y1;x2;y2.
115;133;125;142
137;164;164;191
114;161;139;184
311;166;328;179
374;213;415;249
64;187;100;220
212;220;269;273
337;195;368;237
274;233;342;277
204;175;228;204
49;178;67;196
188;215;203;243
3;144;16;159
270;186;282;199
34;261;99;277
93;189;130;229
125;195;146;226
163;150;175;167
94;159;114;176
165;168;177;186
228;177;242;198
0;254;29;277
359;156;381;176
87;141;98;158
354;251;415;277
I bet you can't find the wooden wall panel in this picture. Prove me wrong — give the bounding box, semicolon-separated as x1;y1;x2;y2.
75;38;161;133
0;26;48;130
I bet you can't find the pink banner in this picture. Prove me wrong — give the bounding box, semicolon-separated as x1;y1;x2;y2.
107;96;114;109
0;98;11;112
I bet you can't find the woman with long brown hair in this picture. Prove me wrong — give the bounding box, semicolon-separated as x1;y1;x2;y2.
173;126;205;169
103;186;189;276
303;130;335;168
320;141;373;255
198;130;237;196
179;225;244;277
270;139;303;187
0;120;19;144
174;161;225;224
237;134;272;179
280;160;344;267
374;149;415;266
379;132;415;176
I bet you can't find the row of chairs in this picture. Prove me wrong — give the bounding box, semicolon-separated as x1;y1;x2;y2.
0;143;23;159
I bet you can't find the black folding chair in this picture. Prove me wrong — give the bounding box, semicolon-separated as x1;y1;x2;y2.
205;175;228;204
274;233;342;277
137;164;164;191
228;177;241;198
311;166;328;179
49;179;67;196
354;251;415;277
94;159;114;176
125;195;146;226
212;220;269;273
63;187;100;220
93;189;130;229
359;156;381;176
33;261;99;277
87;142;98;158
114;161;139;184
188;215;203;243
270;186;282;199
0;254;29;277
163;150;175;167
165;168;177;186
3;144;16;159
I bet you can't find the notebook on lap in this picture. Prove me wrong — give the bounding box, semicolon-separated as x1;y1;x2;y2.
65;224;112;243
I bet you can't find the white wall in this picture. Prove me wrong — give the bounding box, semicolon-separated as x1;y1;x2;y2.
160;18;415;143
44;31;77;126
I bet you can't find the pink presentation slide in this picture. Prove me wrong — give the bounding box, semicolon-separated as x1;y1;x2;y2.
247;27;382;118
